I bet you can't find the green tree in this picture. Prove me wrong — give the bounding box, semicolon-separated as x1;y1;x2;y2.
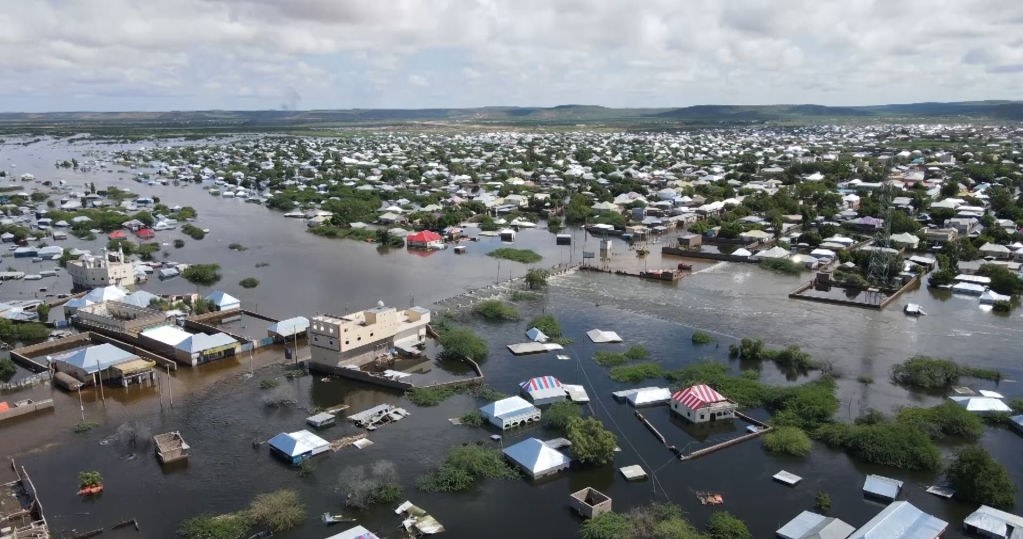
246;489;306;533
437;327;488;362
567;417;617;466
182;264;222;286
948;445;1016;509
761;426;812;457
544;401;582;433
565;194;593;225
35;303;51;322
707;511;752;539
0;357;16;383
580;512;631;539
977;264;1023;296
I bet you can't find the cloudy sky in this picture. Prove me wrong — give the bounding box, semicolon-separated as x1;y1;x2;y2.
3;0;1022;111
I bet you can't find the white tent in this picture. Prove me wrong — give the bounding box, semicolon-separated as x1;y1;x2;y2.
503;438;571;479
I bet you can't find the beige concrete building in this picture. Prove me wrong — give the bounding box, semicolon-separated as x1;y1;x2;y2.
309;305;430;371
74;301;170;337
67;249;135;290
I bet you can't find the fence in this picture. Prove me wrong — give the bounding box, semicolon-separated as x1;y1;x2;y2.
0;371;51;393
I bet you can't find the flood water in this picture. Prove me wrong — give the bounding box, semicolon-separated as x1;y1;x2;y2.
1;136;1021;538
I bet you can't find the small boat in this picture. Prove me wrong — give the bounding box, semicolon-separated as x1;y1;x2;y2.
903;303;926;316
321;513;355;525
77;484;104;496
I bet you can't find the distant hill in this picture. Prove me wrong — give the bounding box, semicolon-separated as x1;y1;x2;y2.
0;101;1020;133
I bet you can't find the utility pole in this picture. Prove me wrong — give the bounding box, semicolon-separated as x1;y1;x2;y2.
166;365;173;407
77;385;85;423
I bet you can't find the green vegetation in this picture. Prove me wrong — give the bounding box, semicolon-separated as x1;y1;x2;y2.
182;264;222;286
609;362;665;383
407;386;456;407
707;511;752;539
815;491;832;513
544;401;582;433
78;470;103;488
36;303;51;322
0;319;51;344
297;458;316;478
580;512;631;539
581;503;708;539
857;375;874;384
259;378;279;390
527;314;563;339
948;446;1016;509
228;243;247;251
760;257;803;275
977;264;1023;296
624;345;648;360
472;299;520;321
525;268;550;289
338;461;403;508
487;247;542;264
436;325;489;362
691;331;715;344
174;239;186;248
0;357;16;383
181;223;206;240
417;444;517;492
895;402;984;441
459;410;484;427
567;417;618;465
73;421;98;433
509;290;541;302
239;277;260;288
891;355;1000;389
247;490;306;533
593;351;629;367
178;514;250;539
728;338;819;372
814;410;945;471
762;426;812;457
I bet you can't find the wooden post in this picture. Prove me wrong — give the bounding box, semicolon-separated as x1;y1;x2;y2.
166;365;173;407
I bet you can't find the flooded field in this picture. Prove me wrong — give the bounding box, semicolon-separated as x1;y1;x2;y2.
1;137;1021;538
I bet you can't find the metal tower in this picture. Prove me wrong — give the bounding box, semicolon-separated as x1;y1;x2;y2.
866;162;895;288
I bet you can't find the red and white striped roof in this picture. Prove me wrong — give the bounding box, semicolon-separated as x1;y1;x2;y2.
520;376;563;392
672;384;727;410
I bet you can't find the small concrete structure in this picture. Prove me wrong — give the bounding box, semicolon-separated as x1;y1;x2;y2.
773;470;803;486
153;431;190;464
480;396;541;430
306;412;336;429
268;430;330;465
619;465;647;481
570;487;612;519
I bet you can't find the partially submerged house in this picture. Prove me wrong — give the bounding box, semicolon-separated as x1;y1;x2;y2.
324;525;380;539
268;316;310;341
670;384;736;423
776;510;855;539
963;505;1023;539
519;376;568;406
480;396;541;430
406;230;444;250
848;501;947;539
503;437;571;479
863;474;903;502
267;430;330;465
308;304;430;372
49;343;154;387
139;325;239;366
205;290;240;312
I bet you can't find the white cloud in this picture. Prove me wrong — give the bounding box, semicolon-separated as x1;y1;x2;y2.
0;0;1021;110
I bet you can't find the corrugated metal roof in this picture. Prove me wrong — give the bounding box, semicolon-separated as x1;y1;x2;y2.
849;501;947;539
480;396;538;419
503;437;570;476
863;474;903;501
672;384;728;410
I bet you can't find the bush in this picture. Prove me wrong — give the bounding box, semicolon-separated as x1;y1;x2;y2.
567;418;618;465
624;345;648;360
472;299;520;321
814;421;942;470
580;512;631;539
407;386;456;407
246;489;305;533
625;503;704;538
173;239;185;248
259;378;279;390
182;223;205;240
417;444;517;492
527;314;563;338
78;470;103;488
707;511;752;539
338;461;402;508
948;445;1016;509
895;402;984;441
178;514;251;539
228;243;247;251
239;277;259;288
594;351;628;367
891;355;960;388
691;331;715;344
525;268;550;289
609;363;665;383
0;357;16;383
182;264;222;285
729;338;765;361
814;491;831;513
437;326;488;362
762;426;812;457
460;410;484;427
487;247;542;264
544;401;582;433
509;290;541;302
760;258;803;275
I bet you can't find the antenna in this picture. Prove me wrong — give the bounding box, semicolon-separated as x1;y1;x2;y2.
866;159;895;289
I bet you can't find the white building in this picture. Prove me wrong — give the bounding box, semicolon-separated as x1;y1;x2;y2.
66;250;135;290
205;290;240;311
848;501;946;539
480;396;541;430
308;305;430;372
503;438;571;480
670;384;736;423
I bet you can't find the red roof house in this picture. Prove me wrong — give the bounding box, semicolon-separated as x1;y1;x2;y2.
135;228;155;240
670;384;736;423
406;230;444;250
108;230;128;240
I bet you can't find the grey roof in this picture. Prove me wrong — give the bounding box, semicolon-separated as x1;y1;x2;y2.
51;343;138;374
480;396;539;420
323;525;380;539
502;437;570;476
863;474;903;501
848;501;947;539
268;316;310;338
175;332;237;353
205;290;240;308
777;511;855;539
963;505;1023;539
